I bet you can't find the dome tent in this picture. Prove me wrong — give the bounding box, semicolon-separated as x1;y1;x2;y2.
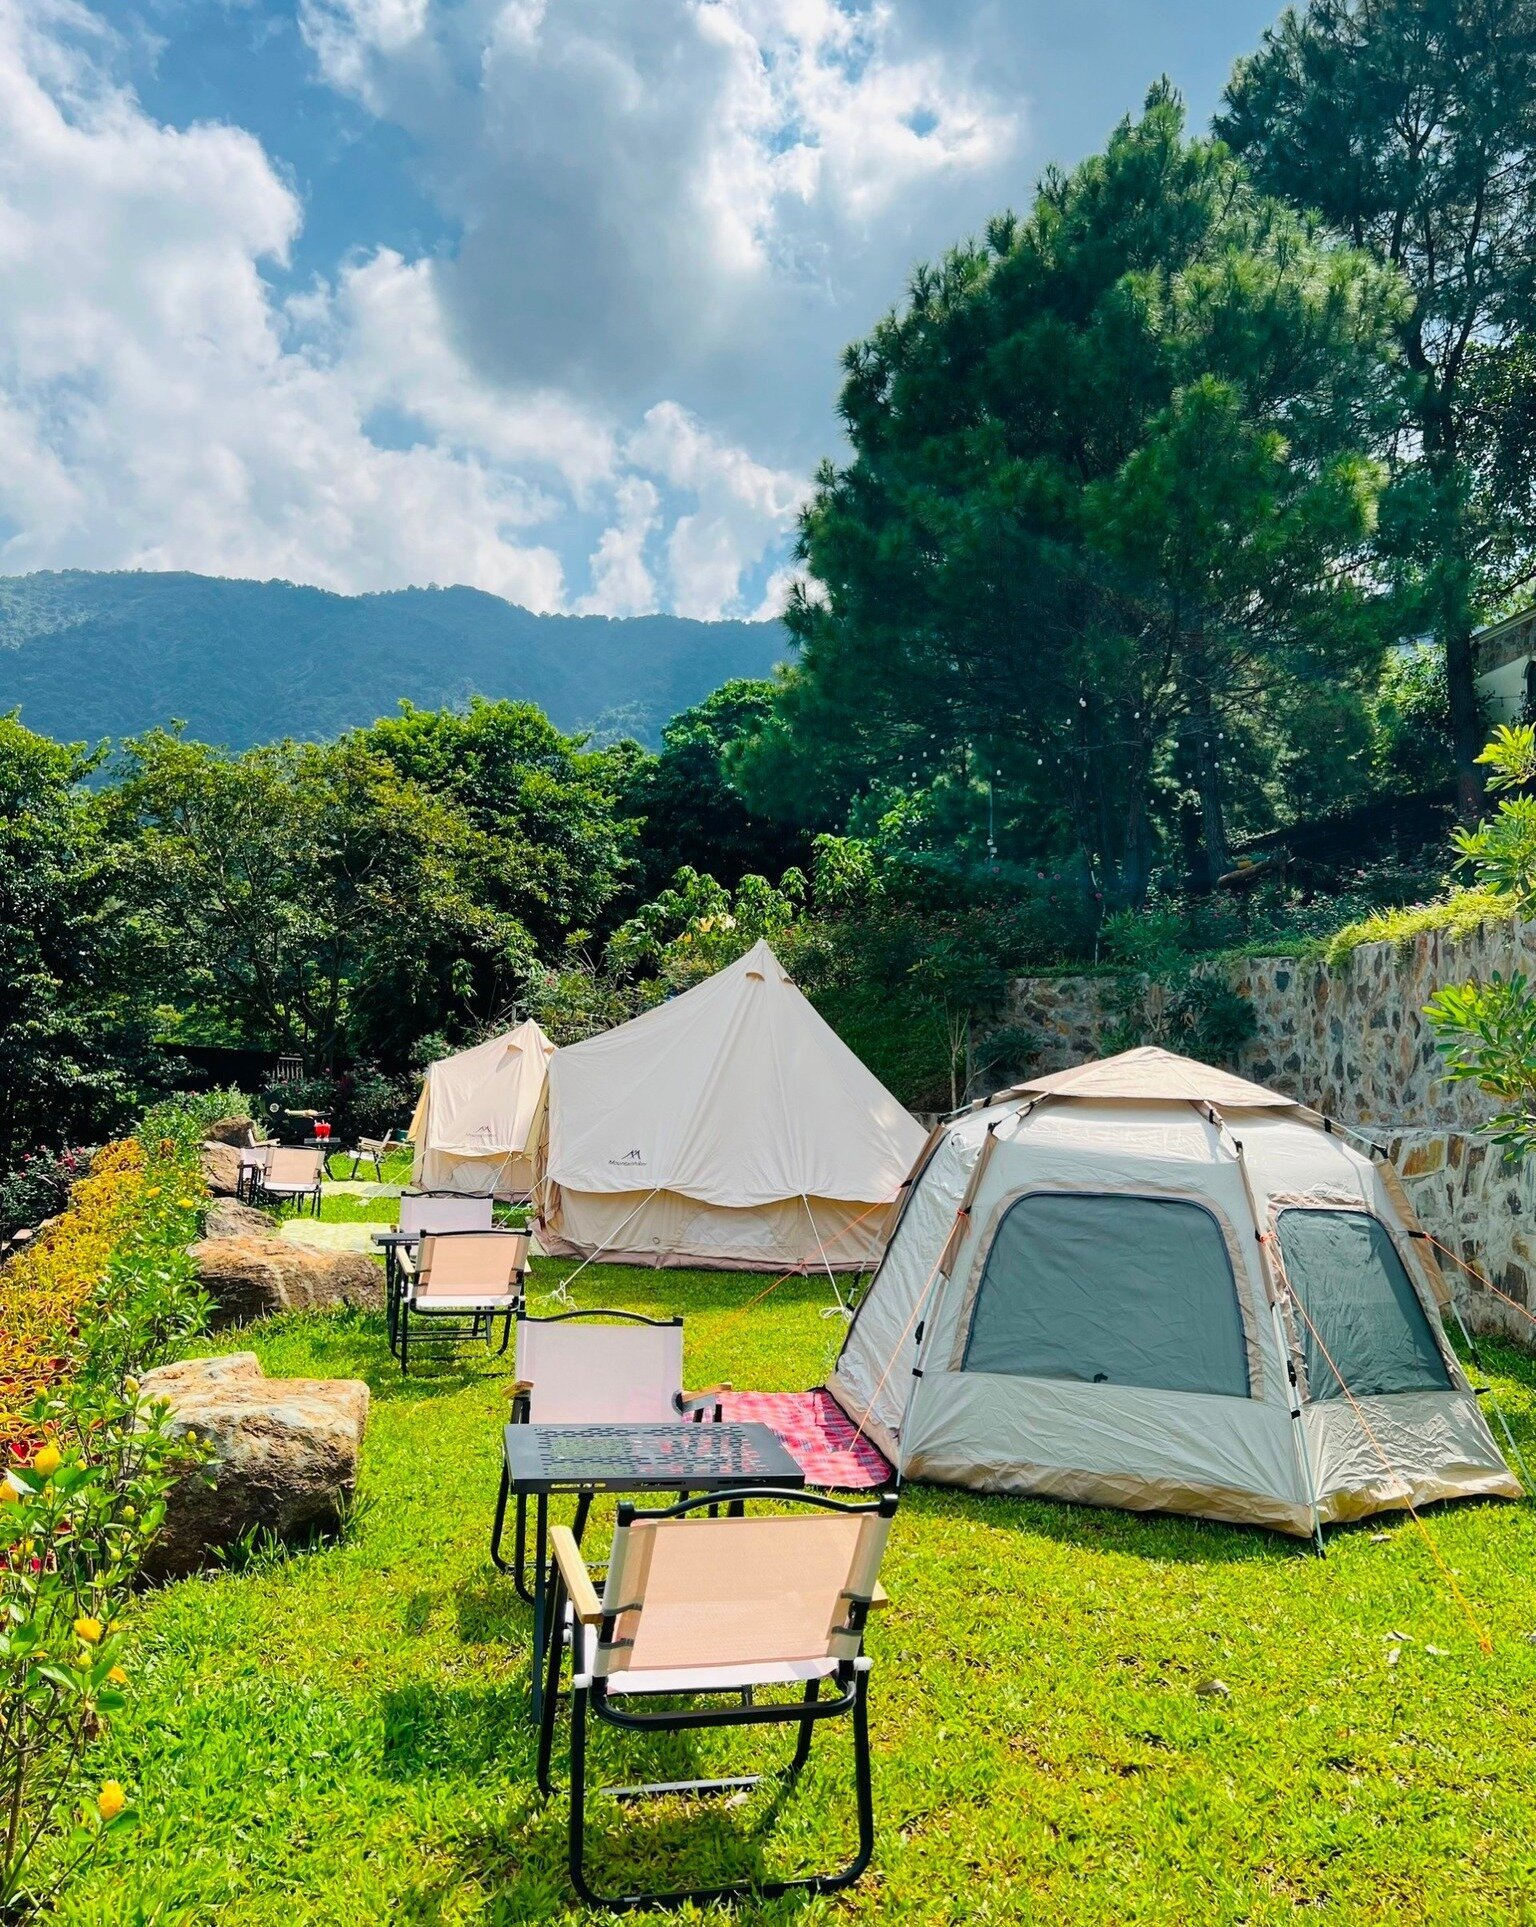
531;940;927;1271
409;1019;555;1198
829;1046;1520;1537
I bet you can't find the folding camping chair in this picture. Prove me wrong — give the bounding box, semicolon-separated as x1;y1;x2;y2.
538;1487;897;1911
396;1229;528;1373
385;1193;494;1348
254;1145;324;1215
490;1309;729;1594
237;1142;271;1204
346;1130;405;1180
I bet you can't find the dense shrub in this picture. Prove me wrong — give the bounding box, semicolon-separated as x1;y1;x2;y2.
0;1149;95;1246
0;1092;224;1910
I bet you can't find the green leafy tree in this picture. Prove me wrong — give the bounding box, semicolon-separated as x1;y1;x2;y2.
107;731;533;1072
0;719;166;1167
1448;722;1536;906
619;681;811;901
736;86;1402;906
1425;723;1536;1149
1220;0;1536;819
606;864;807;991
356;699;636;949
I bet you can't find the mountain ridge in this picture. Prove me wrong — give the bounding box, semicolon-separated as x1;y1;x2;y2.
0;570;790;749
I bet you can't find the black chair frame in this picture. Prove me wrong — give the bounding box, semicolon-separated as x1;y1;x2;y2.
489;1309;711;1598
537;1486;896;1912
397;1229;528;1375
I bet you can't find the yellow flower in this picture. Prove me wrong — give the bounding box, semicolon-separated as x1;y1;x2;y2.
96;1781;126;1822
176;1198;196;1210
32;1444;61;1478
74;1616;104;1645
107;1666;128;1685
143;1187;161;1199
123;1377;139;1397
0;1480;19;1506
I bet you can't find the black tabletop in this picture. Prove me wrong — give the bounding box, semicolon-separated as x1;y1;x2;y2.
371;1229;418;1246
502;1421;807;1494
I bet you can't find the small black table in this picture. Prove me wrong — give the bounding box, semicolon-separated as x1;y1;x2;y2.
301;1137;346;1179
494;1422;807;1719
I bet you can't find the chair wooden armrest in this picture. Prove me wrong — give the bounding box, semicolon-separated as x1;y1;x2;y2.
396;1245;417;1279
508;1379;534;1399
550;1525;604;1626
868;1581;890;1610
676;1381;731;1410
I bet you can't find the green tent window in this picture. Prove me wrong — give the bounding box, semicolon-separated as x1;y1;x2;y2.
961;1192;1250;1396
1276;1208;1451;1401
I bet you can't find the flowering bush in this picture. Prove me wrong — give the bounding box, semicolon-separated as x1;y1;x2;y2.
0;1150;95;1248
0;1091;229;1911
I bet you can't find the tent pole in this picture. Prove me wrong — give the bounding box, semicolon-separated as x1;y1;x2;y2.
1268;1298;1325;1558
1204;1103;1326;1556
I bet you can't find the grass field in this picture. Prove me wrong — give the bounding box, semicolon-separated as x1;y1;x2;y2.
47;1251;1536;1925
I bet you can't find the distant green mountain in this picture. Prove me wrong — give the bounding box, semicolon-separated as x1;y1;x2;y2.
0;571;790;749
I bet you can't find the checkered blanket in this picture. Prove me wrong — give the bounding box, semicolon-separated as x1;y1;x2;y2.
717;1388;894;1490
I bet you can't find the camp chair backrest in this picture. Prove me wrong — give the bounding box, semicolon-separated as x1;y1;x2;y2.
239;1145;272;1172
399;1194;494;1237
516;1318;684;1425
265;1147;323;1187
597;1508;893;1679
415;1230;527;1297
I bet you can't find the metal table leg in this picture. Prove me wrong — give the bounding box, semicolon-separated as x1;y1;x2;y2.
530;1492;549;1722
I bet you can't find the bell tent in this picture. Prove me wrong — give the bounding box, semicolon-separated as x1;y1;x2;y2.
830;1045;1520;1537
409;1019;556;1198
531;940;927;1271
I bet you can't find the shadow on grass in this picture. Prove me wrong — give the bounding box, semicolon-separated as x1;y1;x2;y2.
455;1572;526;1645
222;1305;512;1403
523;1259;849;1321
453;1716;857;1919
895;1479;1310;1569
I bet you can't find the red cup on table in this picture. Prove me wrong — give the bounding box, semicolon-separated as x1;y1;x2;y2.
315;1121;332;1142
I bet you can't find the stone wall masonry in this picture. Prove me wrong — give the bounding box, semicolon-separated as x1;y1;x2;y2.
1008;912;1536;1342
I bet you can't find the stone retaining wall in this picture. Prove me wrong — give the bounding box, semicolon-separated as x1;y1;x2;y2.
1009;913;1536;1341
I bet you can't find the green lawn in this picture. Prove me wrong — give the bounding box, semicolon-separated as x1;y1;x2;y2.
50;1261;1536;1924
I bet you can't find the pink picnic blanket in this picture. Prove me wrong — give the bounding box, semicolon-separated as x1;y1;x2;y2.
718;1388;894;1490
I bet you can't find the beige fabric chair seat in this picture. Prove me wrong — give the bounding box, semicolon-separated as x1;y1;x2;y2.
409;1291;520;1312
574;1620;840;1695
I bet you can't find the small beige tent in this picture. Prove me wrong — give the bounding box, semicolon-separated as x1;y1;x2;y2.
409;1019;555;1198
532;940;926;1271
830;1045;1520;1537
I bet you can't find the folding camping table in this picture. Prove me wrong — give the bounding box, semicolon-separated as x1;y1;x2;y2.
495;1421;807;1720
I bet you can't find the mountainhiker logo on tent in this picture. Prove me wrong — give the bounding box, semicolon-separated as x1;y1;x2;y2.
608;1149;646;1166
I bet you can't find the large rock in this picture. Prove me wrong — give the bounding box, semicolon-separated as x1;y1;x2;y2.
199;1141;244;1196
203;1197;277;1241
190;1236;384;1326
204;1115;256;1147
138;1352;369;1578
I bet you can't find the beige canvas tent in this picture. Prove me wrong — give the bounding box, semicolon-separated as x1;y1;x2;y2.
830;1046;1520;1537
532;940;927;1271
409;1019;555;1198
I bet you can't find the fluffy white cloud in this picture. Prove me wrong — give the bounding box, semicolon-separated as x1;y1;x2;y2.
297;0;1023;464
0;0;1022;614
0;0;574;605
627;402;808;618
577;475;660;615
